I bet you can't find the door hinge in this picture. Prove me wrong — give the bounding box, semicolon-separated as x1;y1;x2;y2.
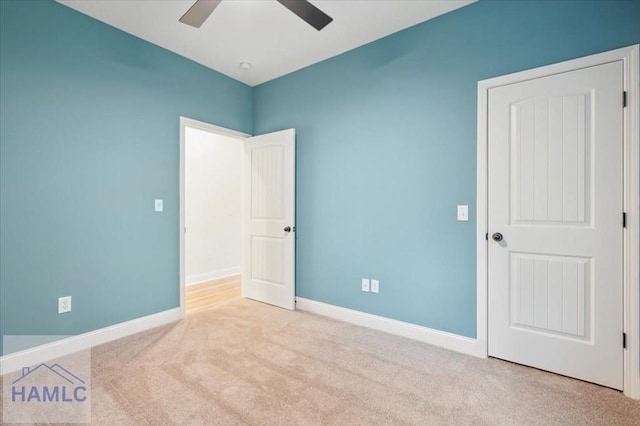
623;91;627;108
623;332;627;349
623;212;627;228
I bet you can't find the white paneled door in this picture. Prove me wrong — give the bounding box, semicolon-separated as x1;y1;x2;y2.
487;62;624;389
242;129;295;310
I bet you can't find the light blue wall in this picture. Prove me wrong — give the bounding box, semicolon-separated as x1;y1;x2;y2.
2;0;639;357
0;0;252;355
254;0;640;338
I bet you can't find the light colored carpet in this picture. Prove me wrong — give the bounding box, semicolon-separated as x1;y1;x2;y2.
2;297;640;425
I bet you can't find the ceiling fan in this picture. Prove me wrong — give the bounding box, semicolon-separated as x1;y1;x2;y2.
179;0;334;31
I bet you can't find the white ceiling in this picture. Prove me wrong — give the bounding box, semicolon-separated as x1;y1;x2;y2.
58;0;474;87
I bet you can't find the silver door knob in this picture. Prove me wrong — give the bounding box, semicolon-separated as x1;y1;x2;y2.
492;232;503;242
284;226;292;232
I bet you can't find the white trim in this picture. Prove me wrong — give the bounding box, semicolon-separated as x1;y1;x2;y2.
180;117;251;140
0;308;181;375
476;45;640;399
186;267;241;286
179;117;250;319
296;298;478;357
476;77;489;359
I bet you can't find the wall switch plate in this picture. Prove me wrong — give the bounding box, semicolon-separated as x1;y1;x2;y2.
58;296;72;314
457;205;469;221
361;278;370;292
155;199;164;212
371;279;379;293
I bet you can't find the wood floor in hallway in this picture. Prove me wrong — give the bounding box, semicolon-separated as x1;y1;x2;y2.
186;274;241;314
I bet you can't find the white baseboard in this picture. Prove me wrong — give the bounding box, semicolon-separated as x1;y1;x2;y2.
0;308;182;375
186;267;241;286
295;298;479;357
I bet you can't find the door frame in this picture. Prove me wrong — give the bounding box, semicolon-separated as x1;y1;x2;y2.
476;45;640;399
179;117;251;318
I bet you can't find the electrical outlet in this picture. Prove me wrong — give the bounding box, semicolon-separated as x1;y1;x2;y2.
371;279;379;293
155;199;163;212
361;278;370;292
58;296;72;314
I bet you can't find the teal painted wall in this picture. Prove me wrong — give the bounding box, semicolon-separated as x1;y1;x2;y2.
2;0;639;357
253;0;640;338
0;0;252;355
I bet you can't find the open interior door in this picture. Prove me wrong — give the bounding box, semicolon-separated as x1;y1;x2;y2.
241;129;295;310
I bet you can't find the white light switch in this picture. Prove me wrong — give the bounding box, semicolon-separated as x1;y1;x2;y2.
371;279;379;294
58;296;72;314
457;205;468;221
155;199;163;212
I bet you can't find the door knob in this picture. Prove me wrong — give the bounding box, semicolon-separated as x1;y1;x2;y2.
284;226;292;232
492;232;503;242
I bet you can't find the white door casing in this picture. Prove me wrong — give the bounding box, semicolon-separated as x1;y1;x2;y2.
242;129;296;310
487;61;624;389
478;45;640;399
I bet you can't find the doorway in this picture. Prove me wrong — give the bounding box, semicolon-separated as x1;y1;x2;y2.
179;117;297;316
180;118;250;315
184;124;243;314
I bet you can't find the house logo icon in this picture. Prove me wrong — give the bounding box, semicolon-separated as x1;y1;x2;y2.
11;363;88;403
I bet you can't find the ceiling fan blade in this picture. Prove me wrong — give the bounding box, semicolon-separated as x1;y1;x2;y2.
179;0;222;28
277;0;333;31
